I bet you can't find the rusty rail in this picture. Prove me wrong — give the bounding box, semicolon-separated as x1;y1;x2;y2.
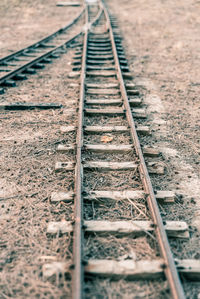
102;2;185;298
72;3;103;299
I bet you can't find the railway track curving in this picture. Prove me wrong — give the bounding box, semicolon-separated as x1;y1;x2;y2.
0;8;86;94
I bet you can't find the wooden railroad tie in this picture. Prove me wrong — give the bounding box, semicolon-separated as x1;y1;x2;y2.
55;160;164;174
47;220;189;239
50;190;176;204
42;259;200;280
59;125;150;135
0;103;62;110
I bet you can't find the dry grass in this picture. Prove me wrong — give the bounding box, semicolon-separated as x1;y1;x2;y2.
84;235;159;260
0;44;79;297
83;196;150;221
84;278;170;299
84;115;128;126
83;150;137;162
83;168;142;191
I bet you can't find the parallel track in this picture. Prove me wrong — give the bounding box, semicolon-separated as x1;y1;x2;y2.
0;8;85;92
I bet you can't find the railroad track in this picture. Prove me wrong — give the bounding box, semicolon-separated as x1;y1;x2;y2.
1;1;199;298
0;7;86;94
41;1;200;298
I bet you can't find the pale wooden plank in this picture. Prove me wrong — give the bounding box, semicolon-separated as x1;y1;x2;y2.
84;126;129;133
69;83;79;88
57;144;75;152
85;108;124;115
132;108;147;118
85;144;132;153
86;89;120;95
176;259;200;280
55;162;75;172
50;191;74;203
84;124;149;135
155;191;175;203
47;220;188;238
129;98;142;106
38;256;57;262
86;83;119;89
42;259;200;280
87;59;114;65
88;38;110;42
85;259;163;279
165;221;189;238
85;189;174;204
143;147;160;157
84;190;145;201
60;126;76;133
86;259;200;279
47;221;72;234
86;70;116;77
83;161;137;171
73;54;82;59
86;99;122;105
87;55;114;60
87;66;115;71
84;220;189;238
136;126;150;135
125;83;137;90
42;262;69;278
68;71;80;79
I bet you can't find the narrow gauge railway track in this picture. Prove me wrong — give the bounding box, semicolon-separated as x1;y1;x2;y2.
42;1;199;299
0;8;86;94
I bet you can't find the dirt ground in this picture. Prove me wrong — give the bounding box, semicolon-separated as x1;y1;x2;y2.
0;0;200;298
0;1;83;298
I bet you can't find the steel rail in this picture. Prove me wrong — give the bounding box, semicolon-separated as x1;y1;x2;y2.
0;4;104;88
0;32;82;86
72;10;87;299
102;2;185;299
72;3;103;299
0;8;85;64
